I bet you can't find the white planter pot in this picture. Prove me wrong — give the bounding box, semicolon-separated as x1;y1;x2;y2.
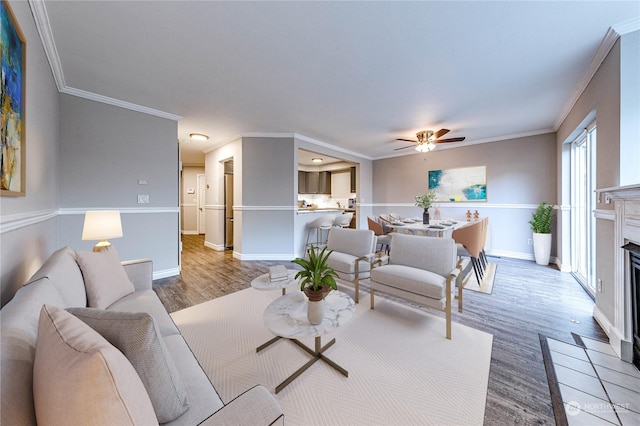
307;300;324;325
533;233;552;266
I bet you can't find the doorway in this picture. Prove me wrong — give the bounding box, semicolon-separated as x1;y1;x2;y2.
197;174;206;234
224;160;234;249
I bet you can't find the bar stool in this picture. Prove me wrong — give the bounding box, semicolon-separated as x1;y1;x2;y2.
333;213;353;228
304;215;334;251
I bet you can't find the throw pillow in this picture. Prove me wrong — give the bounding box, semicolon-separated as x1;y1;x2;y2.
67;307;190;423
33;305;158;425
76;246;135;308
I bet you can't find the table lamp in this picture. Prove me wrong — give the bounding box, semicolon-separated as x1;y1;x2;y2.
82;210;123;252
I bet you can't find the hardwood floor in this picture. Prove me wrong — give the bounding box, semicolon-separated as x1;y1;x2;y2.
153;234;607;425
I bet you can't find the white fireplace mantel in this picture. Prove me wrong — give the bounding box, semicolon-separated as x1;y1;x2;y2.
595;184;640;362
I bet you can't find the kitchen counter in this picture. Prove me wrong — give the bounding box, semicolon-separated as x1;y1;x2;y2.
297;208;343;213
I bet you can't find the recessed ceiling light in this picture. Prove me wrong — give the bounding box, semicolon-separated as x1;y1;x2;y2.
311;158;323;163
189;133;209;141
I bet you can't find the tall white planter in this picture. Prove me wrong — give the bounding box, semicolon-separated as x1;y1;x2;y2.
533;233;552;266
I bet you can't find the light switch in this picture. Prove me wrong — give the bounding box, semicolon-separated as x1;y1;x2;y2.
138;179;148;185
137;194;149;204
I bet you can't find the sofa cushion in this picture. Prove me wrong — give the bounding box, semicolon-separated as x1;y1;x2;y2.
370;264;445;300
33;305;158;425
162;334;224;425
76;246;135;308
326;228;376;257
108;290;180;337
25;246;86;307
0;278;64;426
67;308;189;423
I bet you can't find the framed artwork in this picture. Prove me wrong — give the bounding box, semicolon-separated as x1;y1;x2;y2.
1;0;26;196
429;166;486;202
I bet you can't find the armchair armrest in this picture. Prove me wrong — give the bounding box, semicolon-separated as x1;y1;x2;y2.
447;267;460;279
121;258;153;291
199;385;284;426
371;255;389;268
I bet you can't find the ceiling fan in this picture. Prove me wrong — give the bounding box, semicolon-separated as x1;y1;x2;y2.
394;129;466;152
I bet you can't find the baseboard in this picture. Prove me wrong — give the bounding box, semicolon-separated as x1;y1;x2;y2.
593;305;634;362
487;249;533;261
181;230;199;235
204;241;226;251
233;252;296;261
153;267;180;280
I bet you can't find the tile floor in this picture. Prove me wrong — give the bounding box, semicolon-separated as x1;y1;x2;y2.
543;335;640;425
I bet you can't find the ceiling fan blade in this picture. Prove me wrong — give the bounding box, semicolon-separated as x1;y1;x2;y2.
434;129;450;139
436;137;466;143
393;145;418;151
395;138;417;143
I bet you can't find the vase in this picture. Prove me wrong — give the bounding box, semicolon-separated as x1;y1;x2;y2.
532;233;552;266
304;286;326;325
422;209;430;225
307;299;324;325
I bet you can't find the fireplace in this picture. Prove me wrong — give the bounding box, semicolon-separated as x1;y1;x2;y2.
623;242;640;370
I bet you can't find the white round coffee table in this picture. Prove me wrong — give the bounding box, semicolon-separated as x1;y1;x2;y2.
259;290;355;393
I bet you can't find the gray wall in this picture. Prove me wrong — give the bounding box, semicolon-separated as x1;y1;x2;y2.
57;95;180;275
557;32;639;326
372;133;557;259
1;1;60;306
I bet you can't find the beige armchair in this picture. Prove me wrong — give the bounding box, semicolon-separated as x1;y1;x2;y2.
369;233;459;339
325;228;377;303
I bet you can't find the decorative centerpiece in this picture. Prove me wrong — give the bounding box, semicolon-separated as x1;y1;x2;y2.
528;201;554;265
415;190;438;224
291;245;338;325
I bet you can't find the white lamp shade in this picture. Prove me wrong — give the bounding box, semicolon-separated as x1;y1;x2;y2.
82;211;123;241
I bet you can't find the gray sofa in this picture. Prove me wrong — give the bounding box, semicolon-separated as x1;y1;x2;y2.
1;246;283;425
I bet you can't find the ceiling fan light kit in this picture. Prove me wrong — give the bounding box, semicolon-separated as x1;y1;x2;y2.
395;128;466;152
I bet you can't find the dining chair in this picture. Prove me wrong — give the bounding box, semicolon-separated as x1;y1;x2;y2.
451;220;485;312
367;216;391;253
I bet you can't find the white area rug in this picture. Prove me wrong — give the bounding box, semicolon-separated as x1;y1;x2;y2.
171;287;493;425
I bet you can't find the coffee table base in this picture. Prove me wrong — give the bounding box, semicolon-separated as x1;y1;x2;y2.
258;335;348;394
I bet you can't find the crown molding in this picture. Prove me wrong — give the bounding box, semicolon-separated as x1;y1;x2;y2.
60;86;182;121
29;0;65;91
29;0;182;122
553;19;639;131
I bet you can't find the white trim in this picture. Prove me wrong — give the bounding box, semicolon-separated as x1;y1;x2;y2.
58;207;180;215
29;0;182;122
153;267;180;280
204;204;224;210
204;241;225;251
593;303;631;362
232;252;296;261
235;205;296;211
1;208;179;234
594;209;616;221
487;249;533;261
240;132;372;160
28;0;65;91
181;230;199;235
61;86;182;121
0;209;57;234
371;202;545;210
553;20;639;133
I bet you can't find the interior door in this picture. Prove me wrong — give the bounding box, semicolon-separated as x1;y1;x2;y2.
224;174;233;249
197;174;206;234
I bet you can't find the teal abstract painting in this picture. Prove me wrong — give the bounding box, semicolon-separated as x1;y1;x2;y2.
429;166;486;202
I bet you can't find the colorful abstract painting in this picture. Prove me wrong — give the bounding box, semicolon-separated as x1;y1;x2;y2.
1;0;26;196
429;166;487;202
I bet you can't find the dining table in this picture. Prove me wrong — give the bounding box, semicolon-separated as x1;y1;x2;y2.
385;218;467;238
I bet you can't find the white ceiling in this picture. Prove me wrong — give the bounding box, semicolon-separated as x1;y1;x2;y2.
38;1;639;164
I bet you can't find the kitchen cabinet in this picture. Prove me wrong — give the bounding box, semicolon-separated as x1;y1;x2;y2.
298;171;307;194
319;171;331;194
298;171;331;194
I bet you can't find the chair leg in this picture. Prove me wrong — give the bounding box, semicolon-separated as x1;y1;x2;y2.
370;289;375;309
354;278;359;304
445;278;452;340
471;258;483;284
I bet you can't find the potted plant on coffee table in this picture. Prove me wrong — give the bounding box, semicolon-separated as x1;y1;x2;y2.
529;201;554;266
291;245;338;325
415;189;438;224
